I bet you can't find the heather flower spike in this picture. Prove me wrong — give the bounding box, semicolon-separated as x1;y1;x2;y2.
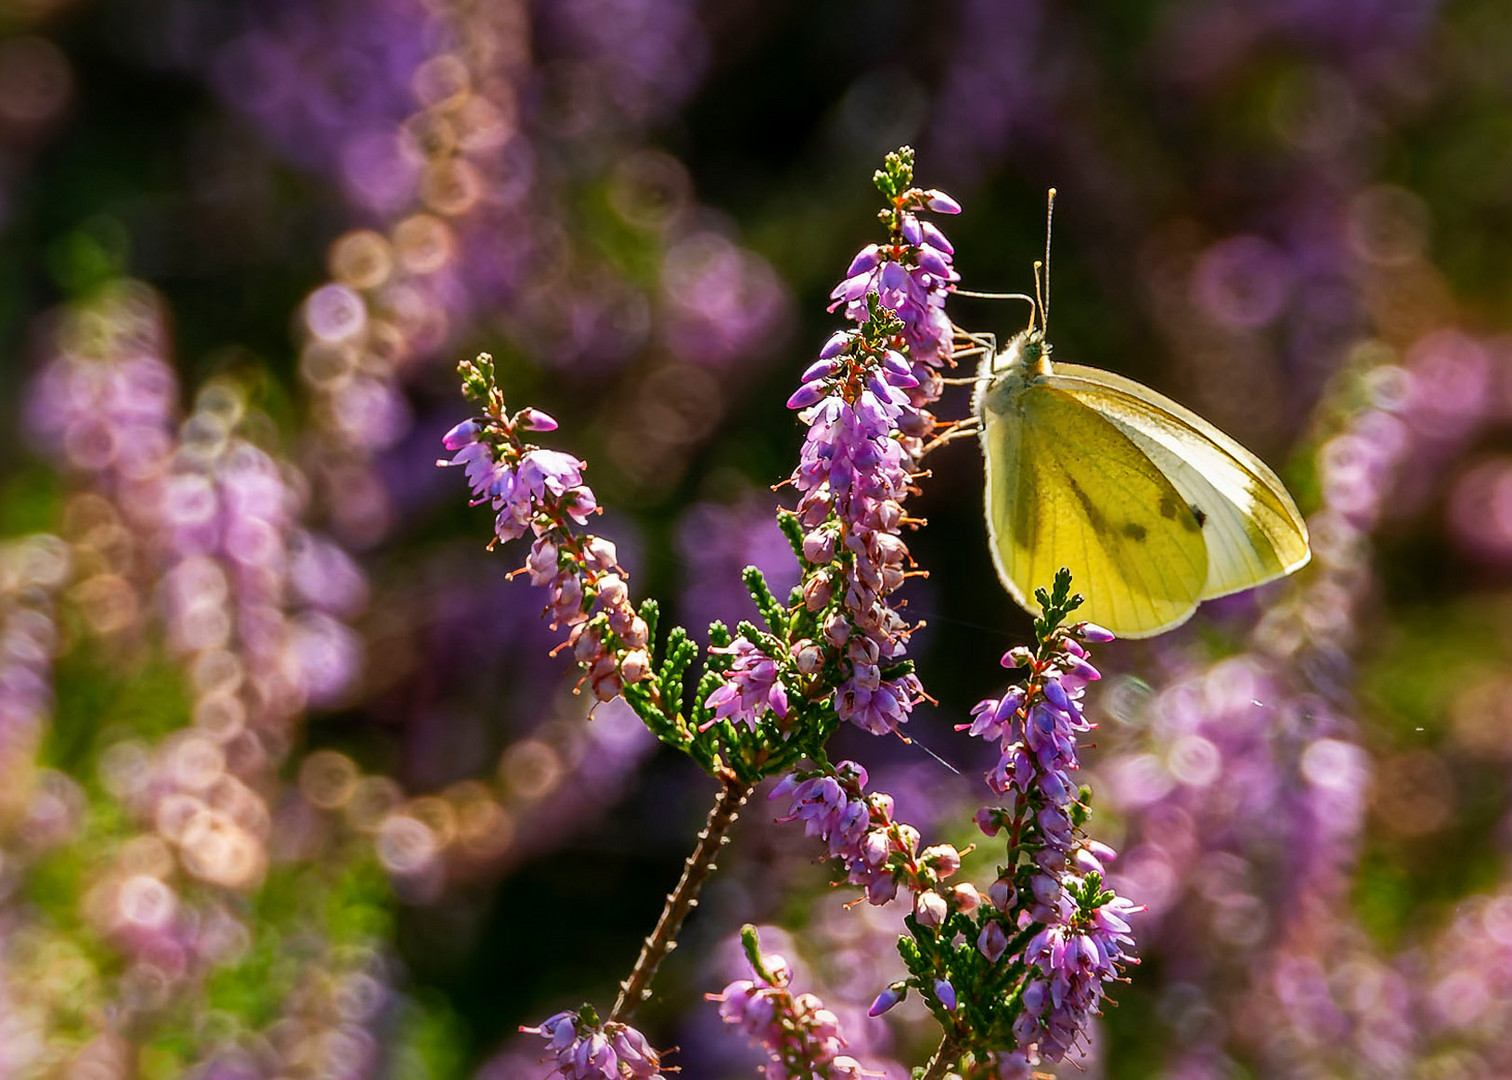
711;926;869;1079
443;150;1138;1077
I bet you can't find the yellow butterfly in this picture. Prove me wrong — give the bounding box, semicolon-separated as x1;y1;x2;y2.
970;199;1310;638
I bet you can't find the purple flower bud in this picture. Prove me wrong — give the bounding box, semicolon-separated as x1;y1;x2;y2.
803;530;836;564
818;330;851;359
921;844;961;877
801;358;836;383
792;639;823;675
1003;646;1034;668
920;220;955;255
869;985;905;1016
916;246;951;276
915;890;947;927
1073;621;1115;642
442;419;481;450
923;189;962;214
989;875;1016;911
846;245;882;277
978;919;1009;963
787;382;826;410
803;573;834;612
516;407;558;431
953;882;982;912
934;978;957;1011
1042;675;1073;713
1031;872;1062;907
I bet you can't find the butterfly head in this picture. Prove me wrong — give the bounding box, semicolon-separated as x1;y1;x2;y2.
998;328;1053;378
975;328;1054;419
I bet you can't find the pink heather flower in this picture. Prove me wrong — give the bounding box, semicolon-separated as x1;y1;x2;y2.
521;1012;666;1080
915;890;947;927
979;919;1010;963
442;419;481;449
1015;889;1141;1063
702;636;790;731
712;939;870;1080
517;448;585;501
440;384;649;703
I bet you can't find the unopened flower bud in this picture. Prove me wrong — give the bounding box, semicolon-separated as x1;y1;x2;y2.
1073;621;1115;642
914;890;947;928
620;649;651;684
868;984;906;1016
584;536;618;570
621;616;649;649
921;844;961;878
591;669;623;702
989;875;1015;912
977;919;1009;963
763;953;791;986
802;530;836;565
804;574;834;612
952;883;982;913
934;978;958;1011
573;624;602;663
818;329;850;359
1002;646;1033;669
792;639;823;675
595;574;628;610
442;420;481;449
516;407;558;431
822;612;849;648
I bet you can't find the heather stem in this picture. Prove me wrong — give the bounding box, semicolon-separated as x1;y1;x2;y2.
920;1034;961;1080
610;774;753;1021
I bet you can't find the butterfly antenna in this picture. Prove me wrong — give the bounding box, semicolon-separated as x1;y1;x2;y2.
1031;260;1045;333
1043;187;1057;337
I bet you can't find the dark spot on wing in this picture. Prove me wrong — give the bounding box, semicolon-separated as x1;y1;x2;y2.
1122;522;1147;541
1064;475;1107;533
1159;494;1181;519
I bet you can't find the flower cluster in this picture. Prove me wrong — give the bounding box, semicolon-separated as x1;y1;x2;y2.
829;147;961;427
960;576;1140;1063
788;318;922;737
703;636;790;731
441;353;649;702
711;927;866;1080
522;1008;666;1080
773;761;965;910
778;150;962;738
1016;875;1140;1061
967;630;1107;918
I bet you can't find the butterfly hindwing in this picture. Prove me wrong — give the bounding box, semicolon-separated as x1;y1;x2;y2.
1044;364;1311;600
982;381;1210;637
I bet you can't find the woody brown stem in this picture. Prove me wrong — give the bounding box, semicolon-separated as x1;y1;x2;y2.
920;1033;961;1080
610;775;752;1022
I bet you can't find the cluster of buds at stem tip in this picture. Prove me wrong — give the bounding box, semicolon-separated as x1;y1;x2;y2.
778;151;960;737
772;761;966;911
521;1007;667;1080
440;353;650;702
958;570;1142;1063
710;926;867;1080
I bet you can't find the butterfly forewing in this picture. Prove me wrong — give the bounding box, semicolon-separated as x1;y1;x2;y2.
982;381;1209;637
1044;364;1311;600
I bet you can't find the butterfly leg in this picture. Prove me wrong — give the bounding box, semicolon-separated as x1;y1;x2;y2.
917;416;981;459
